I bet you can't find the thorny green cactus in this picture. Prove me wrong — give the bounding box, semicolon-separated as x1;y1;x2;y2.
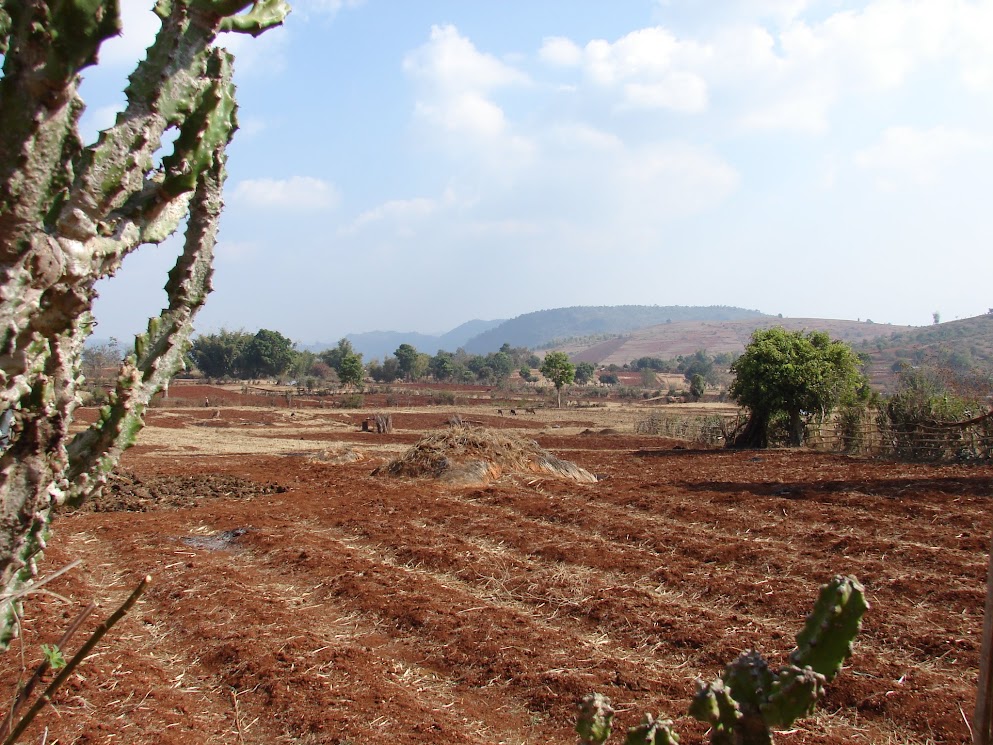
577;692;616;744
577;694;680;745
579;576;867;745
0;0;289;648
690;575;868;744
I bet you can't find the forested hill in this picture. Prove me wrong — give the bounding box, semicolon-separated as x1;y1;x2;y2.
852;313;993;390
462;305;768;354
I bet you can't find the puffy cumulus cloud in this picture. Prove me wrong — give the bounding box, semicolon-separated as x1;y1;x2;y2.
404;24;530;94
573;1;993;132
572;27;712;113
621;74;708;113
404;25;535;169
717;0;993;133
414;92;508;138
583;27;711;86
854;125;993;187
539;36;583;67
230;176;340;211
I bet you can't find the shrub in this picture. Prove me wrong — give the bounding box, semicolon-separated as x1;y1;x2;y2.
339;394;365;409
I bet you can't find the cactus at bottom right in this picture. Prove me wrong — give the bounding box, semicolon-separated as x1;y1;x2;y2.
690;575;868;744
578;576;867;745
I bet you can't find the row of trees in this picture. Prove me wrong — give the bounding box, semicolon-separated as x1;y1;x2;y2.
187;332;544;387
184;326;989;452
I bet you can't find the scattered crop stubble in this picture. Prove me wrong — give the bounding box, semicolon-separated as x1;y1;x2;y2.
3;394;992;743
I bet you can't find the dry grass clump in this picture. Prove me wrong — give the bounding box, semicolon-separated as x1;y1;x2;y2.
373;425;597;485
312;445;367;464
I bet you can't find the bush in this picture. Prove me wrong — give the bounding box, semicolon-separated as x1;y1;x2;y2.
339;394;365;409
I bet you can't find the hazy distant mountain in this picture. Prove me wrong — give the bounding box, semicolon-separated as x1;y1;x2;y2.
342;318;505;360
462;305;768;354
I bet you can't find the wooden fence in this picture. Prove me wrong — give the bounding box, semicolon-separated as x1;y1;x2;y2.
635;408;993;462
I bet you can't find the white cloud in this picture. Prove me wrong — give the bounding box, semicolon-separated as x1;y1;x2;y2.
620;73;708;113
854;125;993;187
539;37;583;67
414;92;508;138
230;176;340;211
549;123;624;151
404;25;535;168
584;27;710;86
404;24;530;94
341;190;457;236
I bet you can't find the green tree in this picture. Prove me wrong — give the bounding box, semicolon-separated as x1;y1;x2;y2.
189;329;253;378
574;361;596;384
429;352;456;381
0;0;288;647
239;329;296;379
728;328;867;448
394;343;420;381
320;338;356;373
338;352;365;388
487;351;515;380
541;351;575;408
689;373;706;401
679;349;714;382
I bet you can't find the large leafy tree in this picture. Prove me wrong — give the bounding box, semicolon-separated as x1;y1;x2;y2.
728;328;867;448
394;343;420;381
338;352;365;388
189;329;253;378
239;328;295;379
0;0;289;647
320;337;355;371
541;351;575;408
574;361;596;385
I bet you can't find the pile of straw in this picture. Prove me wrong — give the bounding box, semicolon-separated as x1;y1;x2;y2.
373;425;597;485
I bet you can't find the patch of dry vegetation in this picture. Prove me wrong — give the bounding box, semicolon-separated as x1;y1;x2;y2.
373;425;598;485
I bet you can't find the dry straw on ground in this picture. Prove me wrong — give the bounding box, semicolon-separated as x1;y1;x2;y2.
373;424;598;485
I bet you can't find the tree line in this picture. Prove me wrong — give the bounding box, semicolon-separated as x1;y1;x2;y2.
89;326;991;450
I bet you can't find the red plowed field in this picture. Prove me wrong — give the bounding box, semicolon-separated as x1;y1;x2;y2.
4;399;992;744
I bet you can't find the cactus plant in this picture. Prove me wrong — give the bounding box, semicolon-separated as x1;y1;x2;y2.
690;575;867;744
0;0;289;648
578;576;867;745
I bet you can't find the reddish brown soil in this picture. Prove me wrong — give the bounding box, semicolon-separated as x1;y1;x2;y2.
4;401;992;744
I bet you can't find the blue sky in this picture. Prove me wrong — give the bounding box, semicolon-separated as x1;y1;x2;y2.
83;0;993;346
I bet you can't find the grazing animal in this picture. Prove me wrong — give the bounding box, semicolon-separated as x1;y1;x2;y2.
497;409;503;415
510;409;517;415
525;407;536;414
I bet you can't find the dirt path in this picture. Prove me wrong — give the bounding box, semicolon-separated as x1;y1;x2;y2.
4;403;992;743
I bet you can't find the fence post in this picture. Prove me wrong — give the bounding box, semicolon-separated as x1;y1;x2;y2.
975;529;993;744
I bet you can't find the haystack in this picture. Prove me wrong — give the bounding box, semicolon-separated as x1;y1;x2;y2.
372;425;597;485
311;445;366;464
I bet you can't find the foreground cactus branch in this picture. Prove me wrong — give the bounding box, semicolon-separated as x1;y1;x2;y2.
579;576;867;745
0;0;289;648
